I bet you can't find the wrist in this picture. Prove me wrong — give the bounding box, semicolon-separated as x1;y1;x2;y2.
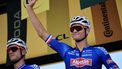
26;6;33;11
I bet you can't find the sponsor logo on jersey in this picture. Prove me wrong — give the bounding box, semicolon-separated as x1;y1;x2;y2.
68;50;79;56
83;50;92;53
70;58;92;68
82;50;92;56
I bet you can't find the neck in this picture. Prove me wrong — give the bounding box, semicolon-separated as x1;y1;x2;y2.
75;39;88;52
14;59;25;69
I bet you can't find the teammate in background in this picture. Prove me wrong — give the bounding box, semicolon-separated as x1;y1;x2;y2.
26;0;120;69
7;38;41;69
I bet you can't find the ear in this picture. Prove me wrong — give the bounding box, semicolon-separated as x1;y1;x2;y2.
86;27;90;34
22;49;26;55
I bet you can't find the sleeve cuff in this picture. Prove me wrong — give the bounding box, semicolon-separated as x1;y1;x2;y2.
45;34;53;44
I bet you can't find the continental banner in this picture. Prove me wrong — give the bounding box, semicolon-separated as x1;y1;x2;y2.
91;0;122;45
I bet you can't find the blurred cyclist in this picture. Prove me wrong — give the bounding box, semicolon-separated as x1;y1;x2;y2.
7;38;40;69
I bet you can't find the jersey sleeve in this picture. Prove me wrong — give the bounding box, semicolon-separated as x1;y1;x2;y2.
45;34;72;58
95;47;120;69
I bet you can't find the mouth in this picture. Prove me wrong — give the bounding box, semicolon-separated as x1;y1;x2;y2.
9;53;15;57
72;32;81;35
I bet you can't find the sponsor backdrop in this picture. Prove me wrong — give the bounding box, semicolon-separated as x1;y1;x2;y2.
0;0;122;66
91;0;122;44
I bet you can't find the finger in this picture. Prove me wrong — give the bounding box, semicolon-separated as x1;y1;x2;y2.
31;0;36;4
28;0;32;4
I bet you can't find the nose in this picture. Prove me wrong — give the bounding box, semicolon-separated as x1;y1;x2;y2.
73;29;77;32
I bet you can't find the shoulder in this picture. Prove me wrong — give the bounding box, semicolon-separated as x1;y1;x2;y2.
24;64;41;69
49;38;73;48
30;64;41;69
93;47;109;56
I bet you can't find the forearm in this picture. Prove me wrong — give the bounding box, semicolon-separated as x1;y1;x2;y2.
26;7;49;40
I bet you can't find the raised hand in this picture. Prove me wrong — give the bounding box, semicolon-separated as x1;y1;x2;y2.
26;0;36;9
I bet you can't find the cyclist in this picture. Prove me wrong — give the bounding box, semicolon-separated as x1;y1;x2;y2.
26;0;120;69
7;38;41;69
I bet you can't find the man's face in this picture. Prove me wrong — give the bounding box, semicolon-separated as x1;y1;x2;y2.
7;45;25;62
70;23;88;41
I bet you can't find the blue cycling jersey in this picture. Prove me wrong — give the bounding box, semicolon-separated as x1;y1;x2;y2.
46;35;119;69
18;64;40;69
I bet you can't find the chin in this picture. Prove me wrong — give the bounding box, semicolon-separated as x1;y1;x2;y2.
11;59;19;63
72;36;80;39
10;57;17;61
73;38;80;41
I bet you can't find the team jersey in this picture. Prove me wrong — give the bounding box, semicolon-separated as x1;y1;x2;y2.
46;35;119;69
18;64;41;69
